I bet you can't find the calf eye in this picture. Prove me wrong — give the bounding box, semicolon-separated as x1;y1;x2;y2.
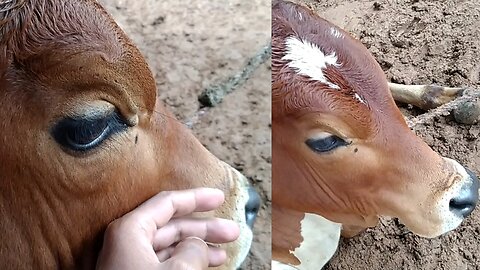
52;111;127;152
305;135;349;153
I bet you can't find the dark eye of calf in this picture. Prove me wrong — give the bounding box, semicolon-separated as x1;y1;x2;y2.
305;135;349;153
52;111;127;152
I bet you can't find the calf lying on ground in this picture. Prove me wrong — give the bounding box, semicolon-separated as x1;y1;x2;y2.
271;1;479;269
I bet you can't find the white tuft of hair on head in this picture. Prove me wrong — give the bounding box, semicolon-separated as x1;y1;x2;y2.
282;36;340;89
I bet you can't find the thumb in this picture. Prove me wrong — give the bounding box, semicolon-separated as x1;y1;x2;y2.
162;237;209;270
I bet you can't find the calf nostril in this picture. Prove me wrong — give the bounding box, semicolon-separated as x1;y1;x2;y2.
449;198;476;218
449;172;479;218
245;187;261;228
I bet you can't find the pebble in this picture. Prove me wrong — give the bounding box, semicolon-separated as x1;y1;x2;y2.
453;100;480;125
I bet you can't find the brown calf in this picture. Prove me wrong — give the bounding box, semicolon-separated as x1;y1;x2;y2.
272;1;478;269
0;0;259;269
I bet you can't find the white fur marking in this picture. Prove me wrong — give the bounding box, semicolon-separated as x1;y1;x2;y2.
291;214;341;269
330;27;343;38
283;36;340;89
354;93;367;104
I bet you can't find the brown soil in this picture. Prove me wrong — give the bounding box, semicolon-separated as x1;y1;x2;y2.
98;0;271;269
293;0;480;269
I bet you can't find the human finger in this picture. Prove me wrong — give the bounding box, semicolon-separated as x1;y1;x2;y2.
153;217;240;250
156;245;227;267
122;188;225;238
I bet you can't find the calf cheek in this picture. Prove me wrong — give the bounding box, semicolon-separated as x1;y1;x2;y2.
328;146;383;190
371;156;445;234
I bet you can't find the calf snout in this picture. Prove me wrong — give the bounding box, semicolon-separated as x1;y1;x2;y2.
449;169;479;218
245;187;261;228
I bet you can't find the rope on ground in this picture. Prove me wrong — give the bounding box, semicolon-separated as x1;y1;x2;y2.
185;42;272;129
198;42;272;107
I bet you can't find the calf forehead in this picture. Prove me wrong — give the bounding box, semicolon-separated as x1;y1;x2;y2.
272;1;394;126
0;0;123;63
0;0;156;115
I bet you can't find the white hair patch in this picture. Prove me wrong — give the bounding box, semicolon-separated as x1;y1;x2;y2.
297;10;303;21
282;36;340;89
330;27;343;38
354;93;367;104
291;213;341;269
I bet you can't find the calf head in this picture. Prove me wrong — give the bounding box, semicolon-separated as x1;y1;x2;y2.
0;0;259;269
272;0;478;238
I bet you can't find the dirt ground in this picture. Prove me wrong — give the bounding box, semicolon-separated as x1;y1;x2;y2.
293;0;480;269
98;0;271;269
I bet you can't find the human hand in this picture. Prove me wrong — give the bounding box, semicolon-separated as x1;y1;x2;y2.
96;188;240;270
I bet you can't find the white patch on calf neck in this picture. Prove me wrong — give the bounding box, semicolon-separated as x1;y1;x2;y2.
290;213;341;269
282;36;340;89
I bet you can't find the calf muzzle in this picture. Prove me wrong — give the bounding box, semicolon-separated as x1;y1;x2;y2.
449;169;479;218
